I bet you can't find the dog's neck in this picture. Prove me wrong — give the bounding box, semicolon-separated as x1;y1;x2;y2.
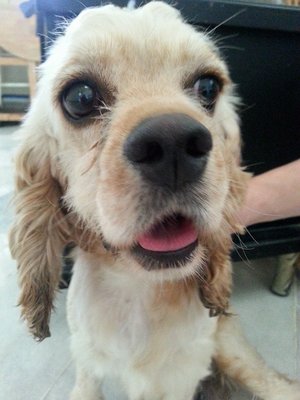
75;248;212;330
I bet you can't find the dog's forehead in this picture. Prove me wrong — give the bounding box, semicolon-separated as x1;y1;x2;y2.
67;2;189;38
62;3;222;70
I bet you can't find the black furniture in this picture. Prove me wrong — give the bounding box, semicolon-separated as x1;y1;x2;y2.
34;0;300;262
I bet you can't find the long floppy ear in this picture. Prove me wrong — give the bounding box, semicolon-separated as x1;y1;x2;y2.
198;95;251;316
199;234;232;317
9;123;71;341
219;95;252;232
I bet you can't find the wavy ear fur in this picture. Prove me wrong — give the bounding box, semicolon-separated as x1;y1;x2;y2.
9;127;71;340
198;234;232;317
198;98;251;316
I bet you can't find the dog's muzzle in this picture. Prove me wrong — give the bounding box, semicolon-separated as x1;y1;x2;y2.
123;113;212;192
124;113;212;270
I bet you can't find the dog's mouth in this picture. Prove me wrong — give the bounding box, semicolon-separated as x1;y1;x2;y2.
132;213;198;270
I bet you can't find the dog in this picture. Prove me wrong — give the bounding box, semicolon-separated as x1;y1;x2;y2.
9;2;300;399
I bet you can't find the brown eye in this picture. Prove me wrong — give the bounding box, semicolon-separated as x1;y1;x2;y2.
193;76;221;111
62;81;99;120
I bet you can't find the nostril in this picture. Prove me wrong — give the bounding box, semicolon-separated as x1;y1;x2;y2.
124;138;164;164
186;135;205;158
140;141;164;164
185;132;212;158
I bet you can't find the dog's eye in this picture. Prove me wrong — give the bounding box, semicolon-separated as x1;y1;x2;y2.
62;82;98;120
193;76;220;111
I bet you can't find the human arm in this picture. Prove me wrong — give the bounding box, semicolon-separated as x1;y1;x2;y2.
236;159;300;227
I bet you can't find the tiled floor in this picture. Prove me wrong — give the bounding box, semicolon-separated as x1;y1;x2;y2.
0;124;299;400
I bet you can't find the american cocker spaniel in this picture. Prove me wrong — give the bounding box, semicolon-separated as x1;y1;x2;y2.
9;2;300;399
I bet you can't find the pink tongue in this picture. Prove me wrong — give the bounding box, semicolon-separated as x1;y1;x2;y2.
137;216;197;252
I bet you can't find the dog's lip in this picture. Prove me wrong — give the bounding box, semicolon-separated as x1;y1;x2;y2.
132;240;198;270
136;213;198;252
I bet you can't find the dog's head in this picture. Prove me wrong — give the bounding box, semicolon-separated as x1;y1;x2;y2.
10;2;249;340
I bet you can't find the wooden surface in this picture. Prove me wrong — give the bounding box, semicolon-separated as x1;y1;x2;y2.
0;112;24;121
0;2;40;62
0;1;39;120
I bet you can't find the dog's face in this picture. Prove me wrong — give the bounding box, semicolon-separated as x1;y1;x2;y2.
52;2;242;274
10;2;248;339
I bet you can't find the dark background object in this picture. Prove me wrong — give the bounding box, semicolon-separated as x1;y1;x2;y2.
34;0;300;262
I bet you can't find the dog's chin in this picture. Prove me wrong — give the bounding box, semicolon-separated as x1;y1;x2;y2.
130;213;199;271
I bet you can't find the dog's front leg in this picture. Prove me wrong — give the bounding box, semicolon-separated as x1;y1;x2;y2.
70;365;104;400
215;315;300;400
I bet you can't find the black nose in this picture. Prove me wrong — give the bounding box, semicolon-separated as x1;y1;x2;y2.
123;113;212;191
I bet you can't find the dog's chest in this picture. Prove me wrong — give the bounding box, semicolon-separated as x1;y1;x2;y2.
102;284;152;355
69;257;217;398
86;274;214;357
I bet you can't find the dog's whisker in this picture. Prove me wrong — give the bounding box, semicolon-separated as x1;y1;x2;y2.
242;161;266;170
38;33;56;49
75;0;89;11
212;33;240;45
206;9;247;36
242;225;260;247
238;204;283;220
238;103;257;115
52;15;73;31
211;32;245;53
218;45;245;52
232;233;254;269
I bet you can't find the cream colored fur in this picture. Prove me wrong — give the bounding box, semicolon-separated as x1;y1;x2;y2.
9;2;300;399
